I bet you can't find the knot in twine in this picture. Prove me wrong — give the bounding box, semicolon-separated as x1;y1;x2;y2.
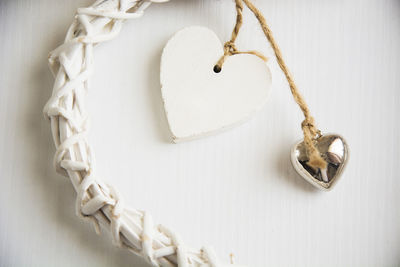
215;40;268;73
215;1;268;73
224;41;238;54
301;117;327;170
301;117;320;138
218;0;328;170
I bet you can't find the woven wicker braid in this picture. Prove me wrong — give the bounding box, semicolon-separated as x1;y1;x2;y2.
43;0;243;266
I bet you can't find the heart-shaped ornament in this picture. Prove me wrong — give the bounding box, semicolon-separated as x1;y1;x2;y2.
160;26;272;142
291;134;349;190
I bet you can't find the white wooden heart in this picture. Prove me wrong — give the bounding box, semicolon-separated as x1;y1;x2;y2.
160;26;272;142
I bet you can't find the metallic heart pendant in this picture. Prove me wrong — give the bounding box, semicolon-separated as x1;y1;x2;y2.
291;134;349;190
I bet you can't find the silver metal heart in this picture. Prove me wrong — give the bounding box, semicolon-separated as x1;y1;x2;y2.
290;134;349;191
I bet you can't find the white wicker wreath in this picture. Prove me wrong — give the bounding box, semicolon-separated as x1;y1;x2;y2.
43;0;243;266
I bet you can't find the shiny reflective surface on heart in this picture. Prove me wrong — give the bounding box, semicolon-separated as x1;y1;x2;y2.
291;134;349;190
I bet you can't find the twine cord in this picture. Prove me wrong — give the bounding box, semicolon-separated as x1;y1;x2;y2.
218;0;327;170
214;0;267;73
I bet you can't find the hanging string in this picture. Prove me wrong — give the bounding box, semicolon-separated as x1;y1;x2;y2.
217;0;327;170
214;0;268;73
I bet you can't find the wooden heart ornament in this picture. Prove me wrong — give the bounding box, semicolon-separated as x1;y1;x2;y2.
291;134;349;190
160;26;272;142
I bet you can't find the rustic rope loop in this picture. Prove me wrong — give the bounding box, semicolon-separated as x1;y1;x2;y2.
220;0;327;169
223;41;238;54
301;117;317;135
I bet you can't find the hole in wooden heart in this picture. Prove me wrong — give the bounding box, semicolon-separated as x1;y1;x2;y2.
213;64;222;73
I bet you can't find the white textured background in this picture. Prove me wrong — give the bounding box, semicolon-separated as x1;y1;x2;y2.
1;0;400;266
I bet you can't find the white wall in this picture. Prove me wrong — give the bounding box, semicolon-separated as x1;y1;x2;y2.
0;0;399;266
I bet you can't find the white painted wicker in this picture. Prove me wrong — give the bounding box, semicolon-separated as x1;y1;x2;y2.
43;0;243;266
